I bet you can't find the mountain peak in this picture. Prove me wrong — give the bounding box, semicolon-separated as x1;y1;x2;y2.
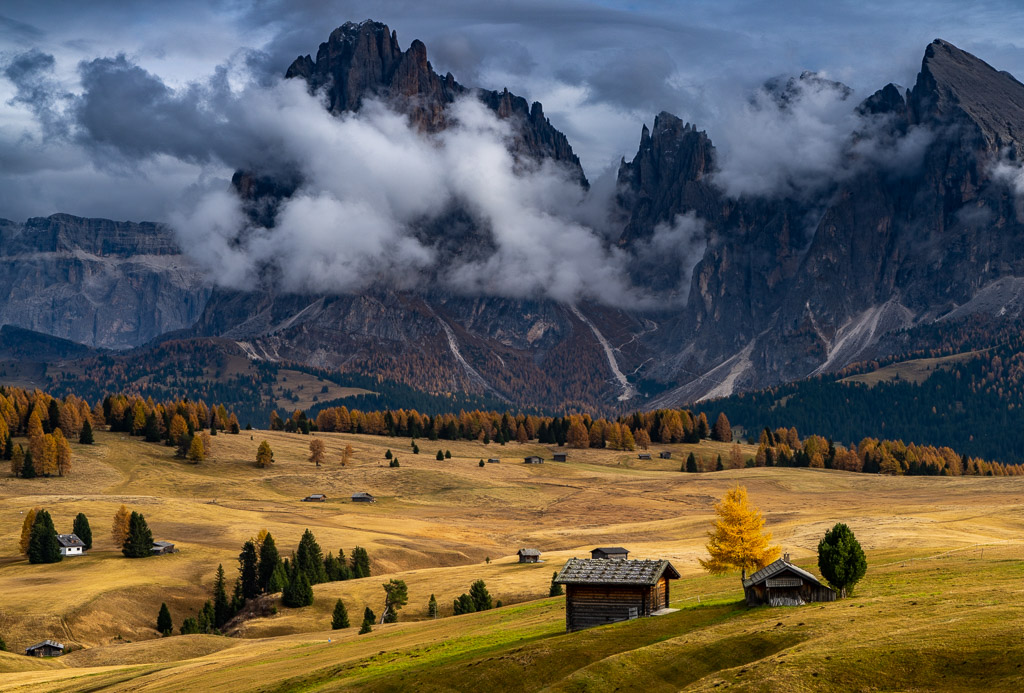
910;38;1024;153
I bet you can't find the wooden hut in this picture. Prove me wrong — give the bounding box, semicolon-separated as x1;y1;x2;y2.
56;533;85;557
658;451;672;459
524;456;543;464
553;452;568;462
742;554;836;606
591;547;629;560
517;548;541;563
487;458;501;464
638;453;652;460
554;558;680;632
25;640;64;657
303;493;327;502
151;541;177;555
352;492;376;503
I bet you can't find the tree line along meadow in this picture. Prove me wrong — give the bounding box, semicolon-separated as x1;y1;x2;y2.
1;385;1020;480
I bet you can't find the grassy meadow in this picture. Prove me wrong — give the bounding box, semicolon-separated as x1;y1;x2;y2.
0;429;1022;690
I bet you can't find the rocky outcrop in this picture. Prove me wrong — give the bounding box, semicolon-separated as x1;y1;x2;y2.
284;20;586;184
0;214;209;349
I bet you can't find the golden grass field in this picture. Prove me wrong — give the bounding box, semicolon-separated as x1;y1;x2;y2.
839;349;990;387
1;429;1022;691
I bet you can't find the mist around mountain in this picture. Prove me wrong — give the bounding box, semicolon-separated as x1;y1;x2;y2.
4;23;1024;419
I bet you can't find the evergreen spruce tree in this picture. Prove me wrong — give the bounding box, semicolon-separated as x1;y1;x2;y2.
28;509;62;564
122;511;154;558
267;562;289;594
453;593;476;615
817;523;868;598
283;571;314;608
180;616;200;635
716;455;724;471
380;579;408;623
0;633;7;651
21;448;36;479
444;450;452;459
295;529;328;584
436;449;444;460
359;617;372;634
257;533;281;593
334;548;350;580
143;412;162;442
363;606;375;624
72;512;92;550
549;572;564;596
157;603;173;636
685;452;698;473
213;564;232;628
350;546;371;578
79;418;94;445
331;599;350;629
238;540;259;599
469;580;492;611
427;594;438;618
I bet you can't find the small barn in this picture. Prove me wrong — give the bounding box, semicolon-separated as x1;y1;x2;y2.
659;451;672;459
591;547;629;560
303;493;327;502
352;492;376;503
487;458;500;464
518;548;541;563
524;456;543;464
742;554;836;607
152;541;177;555
56;533;85;557
25;640;64;657
553;452;568;462
554;558;680;632
638;453;651;460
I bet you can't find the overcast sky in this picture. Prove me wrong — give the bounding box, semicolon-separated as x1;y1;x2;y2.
3;0;1024;222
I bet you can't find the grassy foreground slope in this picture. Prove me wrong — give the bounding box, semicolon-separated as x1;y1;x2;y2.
1;430;1023;690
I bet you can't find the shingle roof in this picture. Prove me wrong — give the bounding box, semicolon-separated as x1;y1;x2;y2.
352;492;374;498
152;541;174;548
56;534;85;548
26;639;64;651
743;558;825;588
593;546;629;554
554;558;680;586
518;548;541;556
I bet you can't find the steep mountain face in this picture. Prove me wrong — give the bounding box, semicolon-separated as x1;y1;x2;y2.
626;39;1024;405
0;214;208;349
4;34;1024;414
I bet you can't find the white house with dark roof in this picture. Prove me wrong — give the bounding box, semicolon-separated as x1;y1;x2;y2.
56;534;85;557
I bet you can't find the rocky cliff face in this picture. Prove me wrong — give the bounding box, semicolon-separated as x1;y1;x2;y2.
626;39;1024;406
0;214;209;350
5;35;1024;413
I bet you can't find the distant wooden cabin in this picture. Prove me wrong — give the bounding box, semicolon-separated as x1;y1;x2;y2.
25;640;64;657
742;554;836;607
553;452;568;462
638;453;652;460
56;533;85;557
554;558;680;632
352;492;376;503
487;458;501;464
658;451;672;459
591;547;629;560
303;493;327;502
524;456;543;464
518;548;541;563
151;541;176;555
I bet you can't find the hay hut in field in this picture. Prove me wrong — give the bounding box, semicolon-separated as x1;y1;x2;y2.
517;548;541;563
638;453;652;460
151;541;177;555
351;492;376;503
553;452;568;462
591;547;629;560
25;640;64;657
303;493;327;502
659;451;672;459
524;456;543;464
742;554;836;607
554;558;680;632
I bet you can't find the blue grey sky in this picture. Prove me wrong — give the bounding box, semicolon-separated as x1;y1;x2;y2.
2;0;1024;220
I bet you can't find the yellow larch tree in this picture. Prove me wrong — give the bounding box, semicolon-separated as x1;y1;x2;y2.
20;507;41;554
699;486;780;582
112;504;132;547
